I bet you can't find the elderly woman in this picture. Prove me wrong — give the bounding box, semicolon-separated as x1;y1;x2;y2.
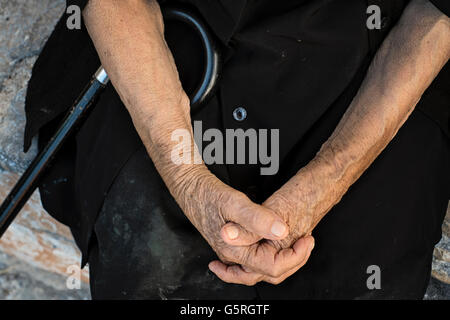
25;0;449;299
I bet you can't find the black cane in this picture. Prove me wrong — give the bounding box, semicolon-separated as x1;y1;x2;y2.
0;6;220;237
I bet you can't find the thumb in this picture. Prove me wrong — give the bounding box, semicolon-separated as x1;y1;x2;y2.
221;222;262;246
223;197;289;241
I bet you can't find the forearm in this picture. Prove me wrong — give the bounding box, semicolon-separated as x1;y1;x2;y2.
277;0;450;232
83;0;214;203
83;2;295;262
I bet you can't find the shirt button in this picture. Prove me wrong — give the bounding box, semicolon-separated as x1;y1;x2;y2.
233;107;247;122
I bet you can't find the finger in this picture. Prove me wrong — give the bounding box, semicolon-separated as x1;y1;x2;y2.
212;263;300;286
223;198;289;241
208;261;263;286
212;236;315;285
263;237;314;285
221;222;262;246
209;244;308;286
229;236;315;278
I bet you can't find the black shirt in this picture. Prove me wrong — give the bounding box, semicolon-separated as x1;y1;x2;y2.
25;0;450;150
25;0;449;262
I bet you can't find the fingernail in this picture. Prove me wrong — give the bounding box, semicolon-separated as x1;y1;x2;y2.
226;226;239;240
271;221;287;237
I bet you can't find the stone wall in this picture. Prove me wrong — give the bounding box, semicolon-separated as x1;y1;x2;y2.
433;209;450;284
0;0;448;299
0;0;89;299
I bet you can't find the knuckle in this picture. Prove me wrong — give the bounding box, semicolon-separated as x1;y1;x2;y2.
268;265;284;278
244;275;262;287
270;271;282;278
267;278;282;285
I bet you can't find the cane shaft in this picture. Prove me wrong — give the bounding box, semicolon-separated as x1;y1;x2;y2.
0;70;109;237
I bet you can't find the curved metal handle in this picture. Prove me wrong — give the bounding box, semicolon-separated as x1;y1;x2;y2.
163;6;221;111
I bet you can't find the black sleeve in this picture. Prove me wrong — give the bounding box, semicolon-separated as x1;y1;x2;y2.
428;0;450;16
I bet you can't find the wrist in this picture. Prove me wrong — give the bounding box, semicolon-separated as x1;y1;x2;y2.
279;149;348;228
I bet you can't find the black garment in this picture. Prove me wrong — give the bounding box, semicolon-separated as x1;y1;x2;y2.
89;108;449;299
88;146;259;299
24;0;450;299
26;0;450;262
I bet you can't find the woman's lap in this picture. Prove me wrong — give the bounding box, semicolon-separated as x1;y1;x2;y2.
87;109;449;300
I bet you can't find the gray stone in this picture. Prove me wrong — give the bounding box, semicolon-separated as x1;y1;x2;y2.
0;0;91;300
0;0;65;173
432;206;450;285
0;57;38;172
0;0;65;89
0;251;90;300
424;277;450;300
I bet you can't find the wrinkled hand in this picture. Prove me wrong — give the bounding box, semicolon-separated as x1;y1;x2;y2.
210;168;325;285
83;0;319;287
133;90;315;283
170;170;315;280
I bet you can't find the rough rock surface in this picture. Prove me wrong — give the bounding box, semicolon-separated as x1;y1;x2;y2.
432;209;450;284
0;0;89;299
0;171;90;284
0;250;90;300
0;0;66;172
0;0;448;300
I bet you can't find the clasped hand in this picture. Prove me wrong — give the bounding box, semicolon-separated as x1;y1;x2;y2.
172;169;316;286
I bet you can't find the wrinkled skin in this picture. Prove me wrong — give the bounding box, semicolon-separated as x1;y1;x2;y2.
84;0;450;287
84;0;315;282
169;165;314;279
